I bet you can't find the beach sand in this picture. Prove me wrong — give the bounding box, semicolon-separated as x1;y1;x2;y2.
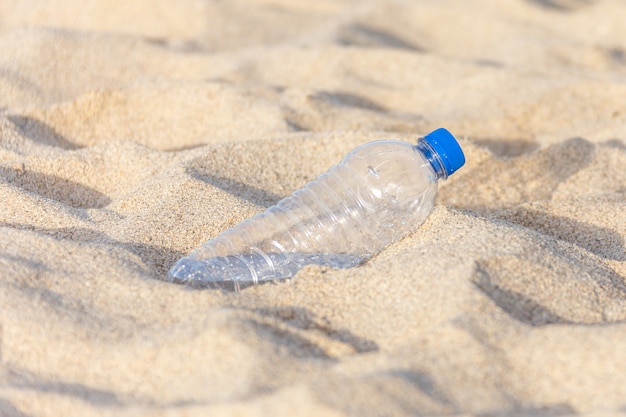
1;0;626;415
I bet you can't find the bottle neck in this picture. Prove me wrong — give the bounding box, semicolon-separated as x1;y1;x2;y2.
416;138;447;180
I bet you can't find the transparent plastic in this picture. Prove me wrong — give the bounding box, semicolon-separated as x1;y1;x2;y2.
169;138;450;290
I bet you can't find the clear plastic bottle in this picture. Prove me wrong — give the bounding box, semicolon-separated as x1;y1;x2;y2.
168;128;465;290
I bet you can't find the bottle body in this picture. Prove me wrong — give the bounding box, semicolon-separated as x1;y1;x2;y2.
169;139;442;289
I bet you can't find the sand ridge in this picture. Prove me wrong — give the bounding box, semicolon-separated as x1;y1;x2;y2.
1;1;626;416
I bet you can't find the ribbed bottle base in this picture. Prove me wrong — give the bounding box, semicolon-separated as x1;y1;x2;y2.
168;251;366;290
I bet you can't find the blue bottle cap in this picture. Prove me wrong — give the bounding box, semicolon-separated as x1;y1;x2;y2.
423;128;465;176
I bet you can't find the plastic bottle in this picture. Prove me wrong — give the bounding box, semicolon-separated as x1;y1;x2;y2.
168;128;465;290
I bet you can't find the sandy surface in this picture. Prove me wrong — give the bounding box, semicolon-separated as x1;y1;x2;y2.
1;0;626;416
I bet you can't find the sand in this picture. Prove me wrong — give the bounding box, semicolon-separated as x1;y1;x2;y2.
1;0;626;416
